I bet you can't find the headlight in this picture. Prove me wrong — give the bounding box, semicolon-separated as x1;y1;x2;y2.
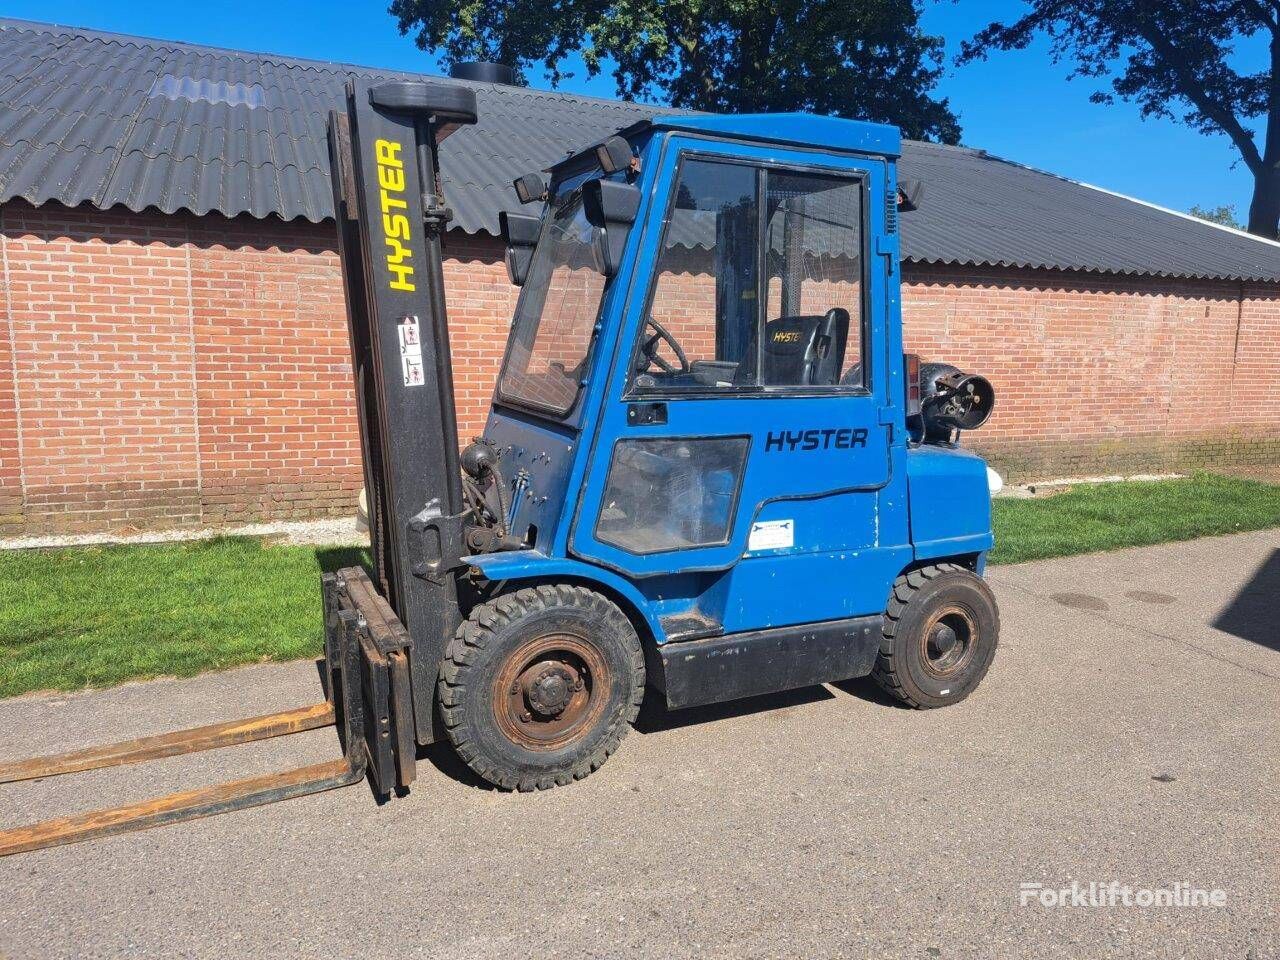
986;467;1004;496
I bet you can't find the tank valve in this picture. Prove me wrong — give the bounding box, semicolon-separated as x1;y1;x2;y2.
916;362;996;442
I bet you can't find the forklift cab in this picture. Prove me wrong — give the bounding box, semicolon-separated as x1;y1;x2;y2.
477;114;991;639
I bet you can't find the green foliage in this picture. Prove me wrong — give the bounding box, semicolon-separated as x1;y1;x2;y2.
990;474;1280;565
958;1;1280;237
0;538;367;698
390;0;961;142
1188;204;1241;228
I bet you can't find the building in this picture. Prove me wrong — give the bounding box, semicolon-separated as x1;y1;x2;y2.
1;17;1277;534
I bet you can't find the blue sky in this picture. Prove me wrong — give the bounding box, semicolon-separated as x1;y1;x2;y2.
5;0;1254;219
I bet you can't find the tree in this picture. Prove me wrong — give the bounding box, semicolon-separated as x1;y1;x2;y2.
1188;204;1242;228
957;1;1280;239
390;0;961;142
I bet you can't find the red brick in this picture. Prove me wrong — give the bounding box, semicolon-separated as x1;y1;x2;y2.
0;199;1277;533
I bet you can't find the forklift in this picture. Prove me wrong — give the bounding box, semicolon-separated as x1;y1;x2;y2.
0;79;999;854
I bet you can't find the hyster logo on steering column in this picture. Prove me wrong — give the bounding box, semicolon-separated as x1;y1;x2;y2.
765;428;869;452
375;138;415;292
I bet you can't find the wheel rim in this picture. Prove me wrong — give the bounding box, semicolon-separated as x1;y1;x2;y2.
918;604;978;679
492;634;611;751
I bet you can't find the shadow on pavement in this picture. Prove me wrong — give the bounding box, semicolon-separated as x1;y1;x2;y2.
828;674;908;708
415;685;846;788
418;739;494;790
633;683;835;735
1212;549;1279;652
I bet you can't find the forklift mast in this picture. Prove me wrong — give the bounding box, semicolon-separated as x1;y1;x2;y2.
0;80;482;857
328;79;478;744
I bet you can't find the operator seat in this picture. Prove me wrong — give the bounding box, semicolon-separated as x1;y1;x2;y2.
745;307;850;386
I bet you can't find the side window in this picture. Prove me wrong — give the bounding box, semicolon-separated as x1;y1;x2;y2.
595;437;749;554
633;159;759;392
764;171;865;388
629;156;866;395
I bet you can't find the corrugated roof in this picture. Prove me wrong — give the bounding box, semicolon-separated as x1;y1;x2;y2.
896;140;1280;282
0;17;668;229
3;16;1279;282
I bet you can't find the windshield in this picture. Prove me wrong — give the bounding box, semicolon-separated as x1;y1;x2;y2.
496;189;607;416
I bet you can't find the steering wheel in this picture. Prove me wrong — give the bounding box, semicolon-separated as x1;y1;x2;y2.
638;319;690;375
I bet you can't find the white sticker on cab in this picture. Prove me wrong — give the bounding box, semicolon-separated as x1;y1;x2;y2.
748;519;794;551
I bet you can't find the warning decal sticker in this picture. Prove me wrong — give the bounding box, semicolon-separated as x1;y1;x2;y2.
399;315;424;387
748;519;794;551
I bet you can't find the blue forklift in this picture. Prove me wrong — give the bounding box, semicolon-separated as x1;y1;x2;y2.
0;80;998;852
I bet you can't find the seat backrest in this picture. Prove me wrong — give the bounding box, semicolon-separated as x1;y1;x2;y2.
756;308;849;386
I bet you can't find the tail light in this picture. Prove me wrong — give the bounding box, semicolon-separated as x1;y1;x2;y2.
904;353;921;419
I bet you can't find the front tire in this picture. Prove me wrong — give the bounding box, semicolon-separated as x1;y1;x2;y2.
873;563;999;708
439;585;645;790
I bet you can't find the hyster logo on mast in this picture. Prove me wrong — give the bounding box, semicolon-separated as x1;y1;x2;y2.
374;139;415;292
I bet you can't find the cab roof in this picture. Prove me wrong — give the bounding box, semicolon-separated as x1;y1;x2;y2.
638;113;900;157
550;112;901;178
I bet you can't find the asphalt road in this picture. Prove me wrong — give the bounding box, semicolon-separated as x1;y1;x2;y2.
1;531;1276;960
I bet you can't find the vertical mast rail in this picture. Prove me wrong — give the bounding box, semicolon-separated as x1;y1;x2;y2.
333;80;478;744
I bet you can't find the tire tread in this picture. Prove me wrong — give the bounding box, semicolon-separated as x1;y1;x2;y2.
872;563;997;709
439;585;645;791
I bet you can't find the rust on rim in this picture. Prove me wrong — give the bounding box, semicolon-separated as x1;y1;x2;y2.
493;634;610;750
918;604;978;679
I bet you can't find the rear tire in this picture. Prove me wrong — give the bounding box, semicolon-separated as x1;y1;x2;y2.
439;585;645;790
872;563;999;709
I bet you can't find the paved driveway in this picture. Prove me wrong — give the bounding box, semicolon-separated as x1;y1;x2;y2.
0;531;1276;959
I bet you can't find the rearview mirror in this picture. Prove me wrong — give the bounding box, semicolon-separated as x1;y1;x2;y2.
583;179;640;277
499;210;541;286
513;172;548;204
897;178;924;212
594;135;634;175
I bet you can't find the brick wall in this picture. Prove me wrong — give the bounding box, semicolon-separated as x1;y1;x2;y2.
901;263;1280;478
2;206;203;531
1;202;360;532
0;200;1276;534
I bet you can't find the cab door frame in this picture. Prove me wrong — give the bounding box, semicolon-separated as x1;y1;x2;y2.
569;133;908;599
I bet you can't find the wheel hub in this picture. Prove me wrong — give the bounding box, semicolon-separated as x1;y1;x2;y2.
929;622;958;657
920;606;977;678
492;634;609;751
522;661;579;716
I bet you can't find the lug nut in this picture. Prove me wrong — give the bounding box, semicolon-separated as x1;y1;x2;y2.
520;712;532;723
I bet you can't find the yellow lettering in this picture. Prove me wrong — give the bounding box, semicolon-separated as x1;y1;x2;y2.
384;236;412;265
380;191;408;214
375;139;403;168
388;262;416;291
374;139;415;293
378;164;406;193
383;213;411;241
